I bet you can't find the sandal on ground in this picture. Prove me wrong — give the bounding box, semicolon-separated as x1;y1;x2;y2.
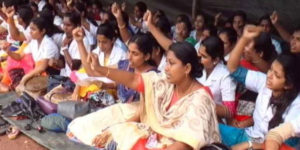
6;125;20;140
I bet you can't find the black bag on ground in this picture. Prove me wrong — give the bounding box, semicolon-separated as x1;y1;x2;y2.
47;75;75;92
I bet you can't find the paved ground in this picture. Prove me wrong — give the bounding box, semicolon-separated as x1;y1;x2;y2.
0;133;47;150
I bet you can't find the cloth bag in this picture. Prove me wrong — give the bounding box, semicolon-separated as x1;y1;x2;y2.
57;101;90;120
37;97;57;114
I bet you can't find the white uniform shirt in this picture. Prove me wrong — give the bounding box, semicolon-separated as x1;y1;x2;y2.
158;55;166;72
59;34;90;76
93;38;128;66
197;62;236;105
24;35;59;62
245;70;300;142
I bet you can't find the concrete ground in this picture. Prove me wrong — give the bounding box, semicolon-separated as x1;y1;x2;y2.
0;133;47;150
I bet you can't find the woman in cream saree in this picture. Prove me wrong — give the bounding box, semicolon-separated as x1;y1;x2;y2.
68;29;220;150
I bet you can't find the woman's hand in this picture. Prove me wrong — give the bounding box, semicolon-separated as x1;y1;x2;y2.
87;53;101;71
62;36;73;47
4;6;15;19
143;10;154;29
72;27;84;42
270;11;278;25
0;41;11;52
111;2;122;19
242;25;263;40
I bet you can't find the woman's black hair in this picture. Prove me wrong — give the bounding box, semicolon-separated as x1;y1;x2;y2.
169;42;203;78
128;33;156;66
96;23;117;40
31;17;50;35
254;32;277;62
203;25;217;37
268;54;300;129
17;5;34;27
29;1;38;11
218;27;238;45
155;16;171;38
74;2;98;26
233;10;247;22
37;10;63;36
176;14;192;34
64;11;81;27
135;1;147;14
201;36;225;62
200;143;230;150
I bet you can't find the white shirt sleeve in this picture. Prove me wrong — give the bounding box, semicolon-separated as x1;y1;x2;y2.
41;40;59;60
220;75;237;101
24;41;33;54
245;70;267;93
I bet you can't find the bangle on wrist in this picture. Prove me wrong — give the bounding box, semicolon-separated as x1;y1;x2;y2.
118;23;126;29
62;46;68;51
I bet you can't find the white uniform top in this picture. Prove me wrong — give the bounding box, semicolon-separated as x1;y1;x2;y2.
38;0;46;12
59;34;90;77
1;19;31;44
291;115;300;136
158;55;166;73
92;38;128;66
197;62;236;104
24;35;59;62
244;70;300;142
76;38;127;83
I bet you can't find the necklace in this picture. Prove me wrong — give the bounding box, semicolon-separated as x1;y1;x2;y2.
175;81;196;98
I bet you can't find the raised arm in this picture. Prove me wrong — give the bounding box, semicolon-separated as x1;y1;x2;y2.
227;25;263;73
111;2;132;43
5;6;27;42
88;52;140;91
270;11;292;42
72;27;97;76
144;10;173;51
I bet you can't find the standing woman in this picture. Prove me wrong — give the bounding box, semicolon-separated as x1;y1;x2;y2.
4;16;59;88
197;36;237;120
190;13;206;41
221;25;300;150
67;41;220;150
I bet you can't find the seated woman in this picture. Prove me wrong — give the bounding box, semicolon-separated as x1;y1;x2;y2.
70;22;127;99
3;16;59;89
111;3;167;72
221;25;300;150
72;32;158;103
67;41;220;150
265;115;300;150
197;36;237;120
48;12;90;77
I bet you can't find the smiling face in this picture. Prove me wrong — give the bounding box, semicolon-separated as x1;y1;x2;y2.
164;50;190;84
175;22;189;41
97;35;114;54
